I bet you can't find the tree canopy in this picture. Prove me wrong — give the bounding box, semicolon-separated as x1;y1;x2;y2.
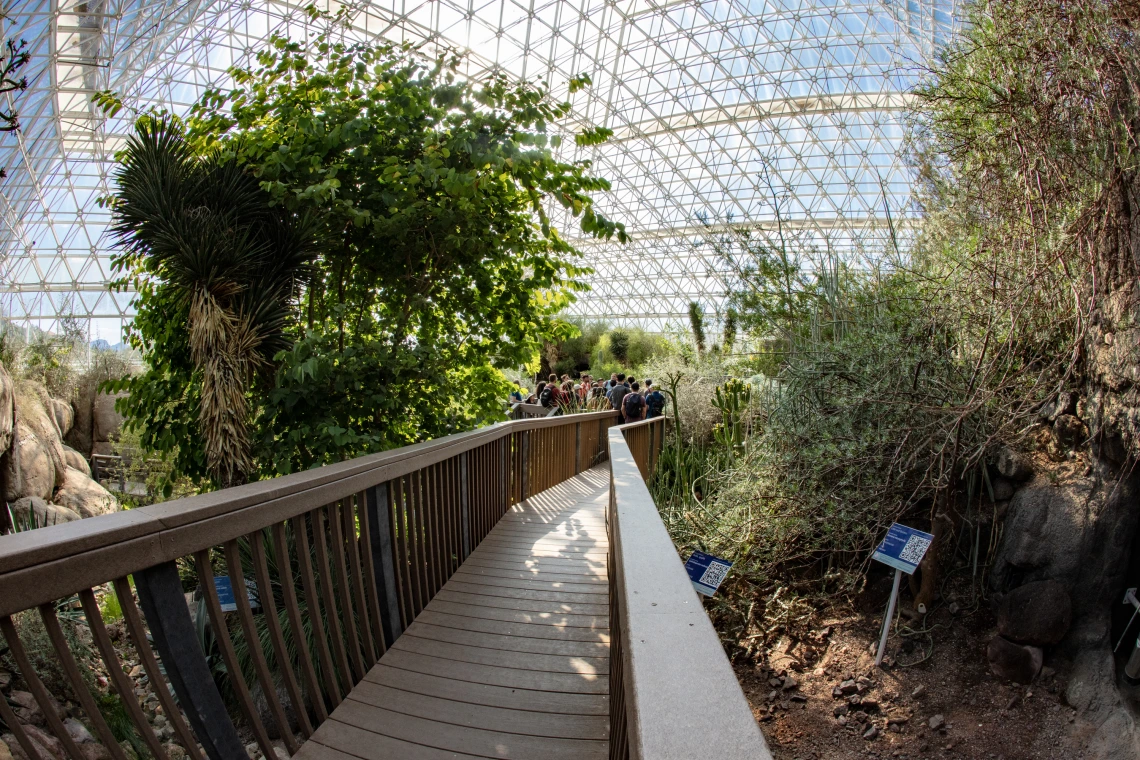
112;26;625;485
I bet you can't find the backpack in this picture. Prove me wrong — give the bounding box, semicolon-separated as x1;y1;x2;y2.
623;392;645;419
646;390;666;417
539;385;556;408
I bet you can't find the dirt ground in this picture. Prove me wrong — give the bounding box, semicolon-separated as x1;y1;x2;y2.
738;580;1095;760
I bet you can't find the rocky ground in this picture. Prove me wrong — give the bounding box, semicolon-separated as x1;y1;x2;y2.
0;586;288;760
743;588;1095;760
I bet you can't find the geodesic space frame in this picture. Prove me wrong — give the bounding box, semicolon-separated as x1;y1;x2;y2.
0;0;958;341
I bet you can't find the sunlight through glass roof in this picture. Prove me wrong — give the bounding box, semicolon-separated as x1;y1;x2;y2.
0;0;959;341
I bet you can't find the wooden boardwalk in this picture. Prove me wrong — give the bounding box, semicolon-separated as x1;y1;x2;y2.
297;467;611;760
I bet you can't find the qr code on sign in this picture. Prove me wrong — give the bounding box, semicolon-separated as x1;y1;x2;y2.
699;561;731;590
899;536;931;566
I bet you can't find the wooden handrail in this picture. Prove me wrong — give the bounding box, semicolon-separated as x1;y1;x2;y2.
0;411;616;612
0;410;618;760
609;420;771;759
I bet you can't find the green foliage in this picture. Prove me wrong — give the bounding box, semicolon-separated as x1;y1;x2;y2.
608;329;630;365
108;115;320;487
652;0;1128;640
257;330;510;473
11;310;87;398
98;692;148;759
722;308;738;354
112;28;624;480
107;279;208;489
548;320;608;376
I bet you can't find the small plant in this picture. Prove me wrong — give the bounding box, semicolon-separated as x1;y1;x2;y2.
4;501;45;534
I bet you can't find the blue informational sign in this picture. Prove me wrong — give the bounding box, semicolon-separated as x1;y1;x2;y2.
212;576;260;613
685;550;733;596
872;523;935;575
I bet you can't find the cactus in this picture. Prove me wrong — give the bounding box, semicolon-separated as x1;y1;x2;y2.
713;378;750;459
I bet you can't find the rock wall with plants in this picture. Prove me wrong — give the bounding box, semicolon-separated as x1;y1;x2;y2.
0;361;120;531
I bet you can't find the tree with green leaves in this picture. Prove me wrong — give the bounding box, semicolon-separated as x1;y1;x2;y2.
115;25;625;480
109;117;320;487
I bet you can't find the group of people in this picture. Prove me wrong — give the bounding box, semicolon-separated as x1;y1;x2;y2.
512;371;666;424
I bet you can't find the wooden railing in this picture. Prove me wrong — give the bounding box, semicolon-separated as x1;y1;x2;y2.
0;411;617;760
610;418;772;759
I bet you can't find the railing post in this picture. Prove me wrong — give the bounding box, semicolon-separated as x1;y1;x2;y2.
134;561;246;760
365;482;404;646
575;421;582;475
648;421;655;480
598;418;606;464
459;452;472;559
521;430;529;501
499;436;509;515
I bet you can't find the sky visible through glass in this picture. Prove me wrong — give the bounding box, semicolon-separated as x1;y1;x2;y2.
0;0;958;343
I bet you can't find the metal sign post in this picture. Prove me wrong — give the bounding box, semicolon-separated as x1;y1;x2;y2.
870;523;934;666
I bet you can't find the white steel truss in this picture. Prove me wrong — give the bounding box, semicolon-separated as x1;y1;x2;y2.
0;0;958;340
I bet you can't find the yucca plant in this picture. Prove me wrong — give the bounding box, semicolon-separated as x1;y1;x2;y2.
109;116;319;487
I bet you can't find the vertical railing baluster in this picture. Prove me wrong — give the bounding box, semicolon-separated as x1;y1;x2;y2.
365;481;404;648
459;451;471;559
327;501;365;682
248;532;315;739
271;522;331;722
311;508;354;688
224;540;301;754
1;613;99;760
392;478;416;626
411;470;430;611
136;561;250;760
191;551;276;760
521;430;529;502
39;604;133;760
0;677;45;760
345;494;377;665
291;514;344;706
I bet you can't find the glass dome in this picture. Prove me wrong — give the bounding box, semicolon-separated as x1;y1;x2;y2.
0;0;958;341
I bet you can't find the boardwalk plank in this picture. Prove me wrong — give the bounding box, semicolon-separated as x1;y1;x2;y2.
301;468;612;759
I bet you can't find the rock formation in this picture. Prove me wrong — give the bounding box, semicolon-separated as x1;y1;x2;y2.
0;368;120;530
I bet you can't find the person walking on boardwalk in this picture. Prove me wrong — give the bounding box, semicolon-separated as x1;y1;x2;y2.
644;380;666;419
608;373;631;422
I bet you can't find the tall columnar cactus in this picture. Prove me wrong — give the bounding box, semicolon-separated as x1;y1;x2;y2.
713;378;750;460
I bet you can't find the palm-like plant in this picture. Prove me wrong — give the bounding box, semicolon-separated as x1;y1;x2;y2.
110;116;318;487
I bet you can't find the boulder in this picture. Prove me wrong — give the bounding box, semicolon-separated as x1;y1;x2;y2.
3;726;64;760
15;382;68;485
53;467;118;518
4;428;57;502
987;635;1043;684
991;477;1015;502
51;399;74;437
996;447;1033;481
66;383;95;457
92;391;126;445
62;719;94;745
79;746;110;760
1053;413;1088;448
0;737;12;760
9;496;80;527
0;362;14;454
996;579;1072;646
62;445;90;477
